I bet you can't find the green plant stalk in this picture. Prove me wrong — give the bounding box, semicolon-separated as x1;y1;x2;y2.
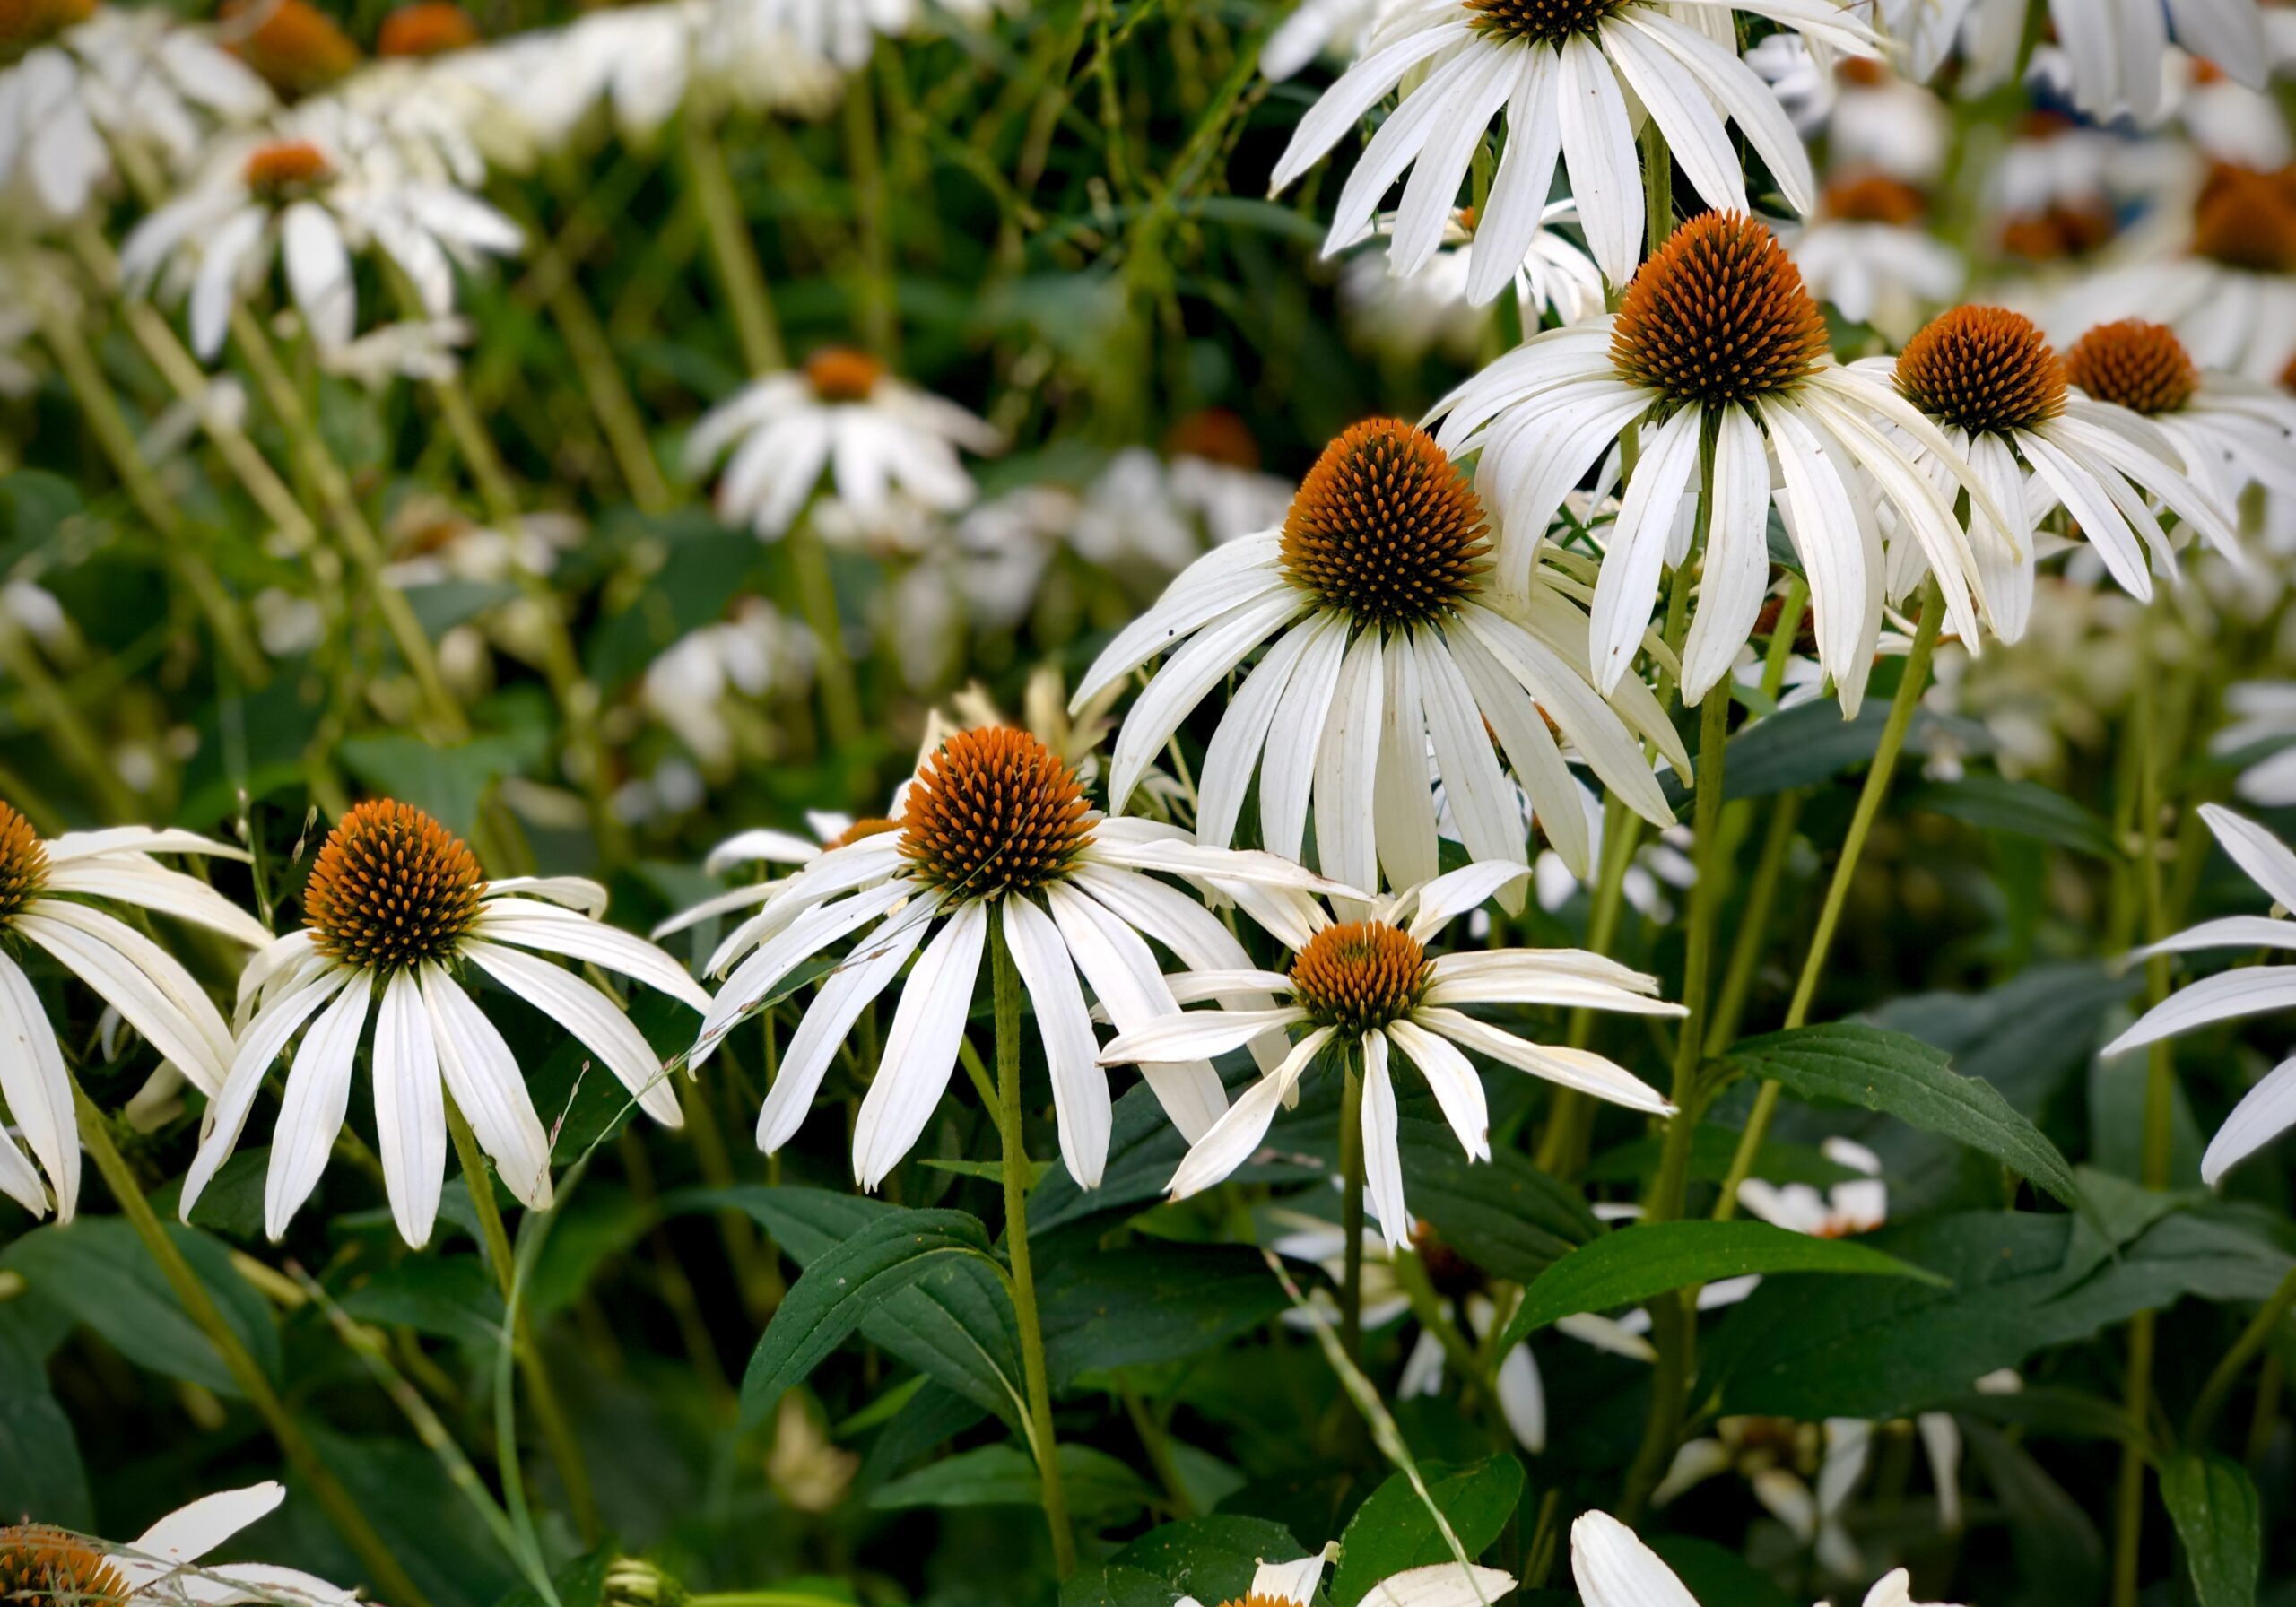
682;109;787;374
547;268;674;513
2187;1263;2296;1446
1638;117;1674;256
1118;1370;1196;1517
1706;788;1805;1057
787;514;867;764
226;306;470;740
1339;1041;1368;1361
0;612;138;821
37;308;268;687
1535;792;1642;1177
445;1097;603;1546
989;907;1076;1577
847;58;900;364
71;1080;430;1607
1713;577;1947;1220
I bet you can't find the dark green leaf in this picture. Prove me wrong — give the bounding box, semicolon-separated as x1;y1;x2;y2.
1907;775;2120;859
2160;1452;2261;1607
337;1256;506;1348
1666;695;1991;808
1330;1455;1522;1607
1583;1127;1866;1190
869;1442;1157;1517
1108;1516;1309;1605
1036;1238;1286;1384
337;731;548;842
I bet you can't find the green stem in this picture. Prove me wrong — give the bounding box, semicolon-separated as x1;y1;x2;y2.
446;1097;603;1546
2187;1263;2296;1446
682;109;786;374
786;514;867;768
1706;790;1804;1058
0;613;137;820
990;907;1076;1577
846;57;899;364
1638;117;1674;257
71;1081;430;1607
1713;578;1946;1220
1339;1041;1367;1361
546;267;674;513
1533;792;1642;1177
1118;1370;1196;1517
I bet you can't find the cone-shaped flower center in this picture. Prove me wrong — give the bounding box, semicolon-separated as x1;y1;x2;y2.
824;815;903;851
804;346;886;404
244;139;334;197
377;1;477;56
1162;406;1261;469
1893;306;2066;436
1290;920;1431;1035
1213;1595;1303;1607
0;801;48;927
1611;213;1830;407
1999;203;2114;263
303;799;484;970
2192;163;2296;274
1280;419;1489;628
2063;318;2197;416
1463;0;1629;44
0;1526;131;1607
900;727;1091;900
1821;171;1926;227
1835;55;1889;87
224;0;360;97
0;0;92;61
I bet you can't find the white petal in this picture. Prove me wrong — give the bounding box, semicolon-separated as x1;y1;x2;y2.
1374;631;1442;891
1315;629;1386;899
757;901;934;1155
0;953;75;1221
39;856;273;949
1592;404;1703;692
2202;804;2296;910
476;903;712;1014
1361;1031;1409;1247
15;903;233;1093
2102;967;2296;1057
1044;880;1230;1140
463;940;682;1126
281;202;354;351
1570;1510;1700;1607
1415;629;1528;882
1109;588;1307;811
372;968;447;1248
1466;52;1564;306
1418;1006;1673;1112
2202;1053;2296;1185
1556;34;1641;285
1599;20;1745;215
1387;1016;1492;1161
1002;896;1111;1189
1101;1007;1310;1064
264;969;372;1240
181;969;352;1220
1197;617;1326;849
1260;612;1352;861
424;965;553;1212
1680;404;1772;702
1167;1028;1333;1198
130;1481;286;1562
1268;18;1474;192
1369;1564;1516;1607
853;900;987;1190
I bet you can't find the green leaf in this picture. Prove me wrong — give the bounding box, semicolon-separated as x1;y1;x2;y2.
1907;774;2120;859
337;730;548;842
1108;1516;1309;1604
1583;1127;1866;1190
1391;1125;1601;1286
0;1391;91;1528
337;1257;506;1349
1724;1021;2078;1206
918;1157;1055;1186
1;1218;279;1396
1036;1238;1287;1384
870;1442;1157;1517
1665;692;1991;808
152;1147;273;1242
1644;1538;1796;1607
1330;1455;1522;1607
737;1203;1006;1429
2159;1452;2261;1607
1497;1219;1944;1350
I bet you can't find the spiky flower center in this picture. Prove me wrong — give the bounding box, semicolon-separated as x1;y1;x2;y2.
804;346;885;404
1462;0;1629;45
1279;419;1489;628
900;728;1091;900
377;1;477;56
1289;920;1431;1036
1835;55;1888;87
1999;203;2115;263
1162;406;1260;469
1822;172;1926;227
224;0;360;97
0;801;48;928
2063;318;2198;416
1213;1595;1301;1607
303;799;484;970
2192;163;2296;274
0;0;92;62
244;139;333;197
1611;213;1830;406
825;815;902;851
1893;306;2066;436
0;1527;131;1607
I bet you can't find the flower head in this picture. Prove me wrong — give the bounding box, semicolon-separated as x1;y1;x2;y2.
900;725;1093;899
301;797;484;969
376;1;479;57
222;0;360;96
1894;306;2066;437
1279;418;1490;627
2192;161;2296;274
2062;318;2199;417
1612;212;1830;406
0;1526;129;1606
0;0;91;62
4;1482;352;1607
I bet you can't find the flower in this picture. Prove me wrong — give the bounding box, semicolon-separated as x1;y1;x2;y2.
1874;305;2239;643
1339;204;1606;364
682;726;1343;1189
1174;1544;1510;1607
181;800;711;1247
1261;0;1392;79
0;804;269;1224
0;3;273;219
684;347;1004;541
639;599;814;773
2060;317;2296;512
1264;0;1870;292
1431;213;2001;711
1;1480;352;1606
1737;1136;1888;1238
2101;804;2296;1185
1570;1508;1969;1607
1074;418;1685;895
220;0;360;98
1746;41;1949;185
118;100;521;359
1100;862;1679;1245
2213;681;2296;806
1787;174;1961;343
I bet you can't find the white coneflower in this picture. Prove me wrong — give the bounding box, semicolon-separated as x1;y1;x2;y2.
1788;173;1961;343
1174;1543;1510;1607
1572;1509;1969;1607
1100;863;1679;1246
684;347;1004;541
1;1480;352;1606
1340;204;1605;364
1431;212;2001;712
2059;317;2296;511
1876;305;2240;642
1074;418;1684;898
2102;804;2296;1186
0;802;270;1224
682;726;1340;1189
1878;0;2265;123
180;800;710;1247
1746;40;1950;186
1264;0;1869;291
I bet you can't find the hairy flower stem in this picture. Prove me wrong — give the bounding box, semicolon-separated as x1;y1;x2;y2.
1713;577;1946;1220
446;1097;603;1546
682;109;786;374
989;908;1076;1577
227;306;470;739
1339;1041;1368;1359
36;308;269;687
71;1079;431;1607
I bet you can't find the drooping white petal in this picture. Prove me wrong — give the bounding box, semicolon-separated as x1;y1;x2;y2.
463;939;683;1126
1415;628;1527;886
1680;404;1774;702
0;953;75;1221
1418;1006;1674;1112
423;965;553;1211
1591;404;1703;692
373;968;447;1248
1374;631;1443;891
1044;880;1230;1140
1197;615;1328;850
852;899;988;1190
2201;803;2296;911
475;901;713;1014
264;969;373;1240
1071;534;1285;707
1386;1016;1491;1160
2202;1053;2296;1186
1466;52;1563;307
15;903;233;1093
1570;1510;1700;1607
1268;19;1475;193
1109;588;1309;811
1555;33;1640;285
1361;1031;1408;1246
1101;1007;1310;1064
757;902;935;1155
181;968;353;1219
39;856;273;949
2136;916;2296;960
1001;895;1112;1189
1166;1028;1333;1199
2101;968;2296;1057
1260;612;1352;861
127;1481;285;1565
1315;628;1387;899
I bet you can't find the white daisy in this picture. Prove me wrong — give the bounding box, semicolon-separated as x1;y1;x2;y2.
1787;174;1961;343
1745;40;1949;186
1430;212;2002;711
639;600;815;773
1340;203;1606;364
0;803;270;1225
1263;0;1869;291
2101;804;2296;1186
1;1479;353;1607
1874;305;2241;644
1572;1508;1970;1607
2058;316;2296;512
2214;682;2296;807
0;1;272;220
180;799;712;1247
118;100;521;360
684;346;1004;542
1074;417;1685;897
1100;861;1680;1246
1175;1542;1511;1607
682;725;1344;1189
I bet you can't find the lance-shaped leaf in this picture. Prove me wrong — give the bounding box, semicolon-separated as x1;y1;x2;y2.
2160;1452;2262;1607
